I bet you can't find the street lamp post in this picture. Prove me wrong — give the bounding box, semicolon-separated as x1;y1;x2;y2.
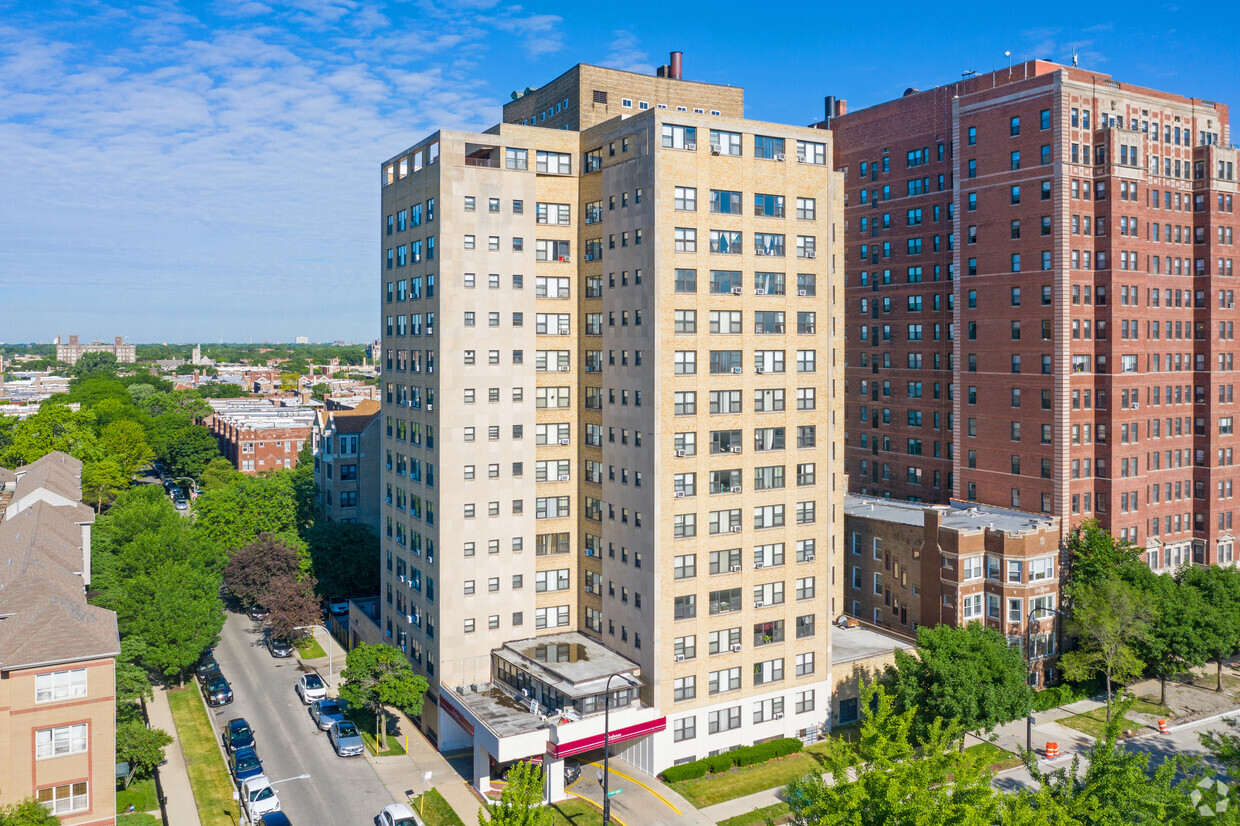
1025;606;1067;753
295;625;332;690
600;673;633;826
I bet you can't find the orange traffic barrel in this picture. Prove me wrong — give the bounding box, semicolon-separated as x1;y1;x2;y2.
1158;719;1169;734
1045;742;1060;759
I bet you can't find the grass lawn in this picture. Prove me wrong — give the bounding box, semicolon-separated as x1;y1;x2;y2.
167;688;241;826
1130;697;1174;717
342;706;407;756
407;789;466;826
717;802;793;826
964;742;1023;772
669;752;820;809
117;814;161;826
1059;707;1142;738
297;636;327;659
546;798;605;826
116;777;158;813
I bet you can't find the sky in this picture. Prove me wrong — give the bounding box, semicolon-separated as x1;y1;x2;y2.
2;0;1236;344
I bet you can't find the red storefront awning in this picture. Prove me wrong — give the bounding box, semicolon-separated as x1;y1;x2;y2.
546;717;666;759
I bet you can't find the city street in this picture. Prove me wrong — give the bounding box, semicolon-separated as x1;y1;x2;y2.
210;610;399;824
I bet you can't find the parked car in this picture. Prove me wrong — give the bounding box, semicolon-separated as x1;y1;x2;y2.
174;498;189;511
377;804;419;826
228;746;264;787
327;720;365;757
194;654;218;683
296;673;328;704
203;674;233;707
221;718;255;754
564;758;581;786
259;814;292;826
248;605;269;621
240;776;281;820
328;596;350;615
267;636;294;658
309;698;347;731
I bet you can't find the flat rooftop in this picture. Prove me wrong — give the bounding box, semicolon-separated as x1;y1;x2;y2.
494;632;642;698
832;624;914;666
845;494;1057;536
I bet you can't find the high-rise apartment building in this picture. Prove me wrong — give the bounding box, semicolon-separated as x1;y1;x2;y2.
826;61;1240;569
379;56;844;780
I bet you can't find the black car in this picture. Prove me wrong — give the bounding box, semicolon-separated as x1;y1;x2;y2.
222;717;255;753
204;674;234;706
195;654;219;683
197;666;222;687
267;636;294;658
248;606;269;621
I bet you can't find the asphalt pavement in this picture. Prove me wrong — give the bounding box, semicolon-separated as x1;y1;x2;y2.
210;610;399;824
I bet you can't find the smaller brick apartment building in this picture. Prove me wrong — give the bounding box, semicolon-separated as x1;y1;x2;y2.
311;399;381;534
206;401;314;474
843;495;1062;685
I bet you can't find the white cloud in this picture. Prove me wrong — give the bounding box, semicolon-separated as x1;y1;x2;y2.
604;29;652;75
0;0;557;341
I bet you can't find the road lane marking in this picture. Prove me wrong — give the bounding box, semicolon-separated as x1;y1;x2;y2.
585;761;681;814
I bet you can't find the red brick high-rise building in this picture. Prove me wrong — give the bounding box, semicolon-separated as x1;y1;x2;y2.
824;60;1240;569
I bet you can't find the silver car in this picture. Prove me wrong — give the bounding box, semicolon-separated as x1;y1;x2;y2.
309;698;347;731
328;720;365;757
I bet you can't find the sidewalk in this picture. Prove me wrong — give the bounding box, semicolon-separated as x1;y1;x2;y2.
148;686;203;826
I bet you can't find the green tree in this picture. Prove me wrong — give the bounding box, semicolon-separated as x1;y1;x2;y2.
305;522;380;598
116;721;173;779
1134;571;1215;705
479;761;551;826
784;681;999;826
889;623;1033;742
115;637;154;704
290;439;317;530
338;643;427;750
1180;565;1240;691
127;383;157;408
72;350;119;379
194;473;305;555
200;457;239;490
1200;715;1240;777
0;401;99;466
1058;575;1152;721
99;419;154;477
279;371;301;392
81;458;128;512
1063;519;1143;598
159;425;220;482
0;799;60;825
310;382;331;402
116;561;224;680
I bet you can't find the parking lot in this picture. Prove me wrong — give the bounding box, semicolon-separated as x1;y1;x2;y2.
209;611;399;824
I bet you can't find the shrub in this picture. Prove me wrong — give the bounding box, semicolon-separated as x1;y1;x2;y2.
706;753;734;773
660;738;803;781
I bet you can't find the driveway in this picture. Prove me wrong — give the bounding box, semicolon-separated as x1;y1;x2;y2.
210;610;398;824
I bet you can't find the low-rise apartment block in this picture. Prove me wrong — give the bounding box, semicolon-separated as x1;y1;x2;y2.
0;452;119;824
844;495;1062;685
55;335;135;366
312;399;381;533
206;400;313;473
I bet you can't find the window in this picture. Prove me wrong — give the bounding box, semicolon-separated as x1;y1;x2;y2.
535;151;571;174
674;186;697;211
710;129;742;155
35;724;88;759
35;669;87;703
754;135;786;160
37;783;88;816
673;717;696;741
662;124;697;149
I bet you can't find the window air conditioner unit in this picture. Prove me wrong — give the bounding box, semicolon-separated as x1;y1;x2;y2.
729;526;743;533
558;329;570;335
398;574;406;582
773;712;784;720
732;366;742;374
1132;402;1139;409
728;286;743;295
731;445;742;453
686;143;697;150
674;491;686;498
804;554;816;562
754;600;764;608
728;486;740;493
559;474;571;481
796;156;807;163
427;404;433;411
710;146;721;155
756;249;767;256
675;449;686;457
559;438;571;445
774;153;786;161
805;251;816;259
674;653;686;662
558;365;571;371
730;643;742;652
756;367;765;374
730;564;742;572
559;256;570;262
756;288;767;295
798;289;808;296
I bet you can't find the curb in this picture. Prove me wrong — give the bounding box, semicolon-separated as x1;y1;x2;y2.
1167;708;1240;734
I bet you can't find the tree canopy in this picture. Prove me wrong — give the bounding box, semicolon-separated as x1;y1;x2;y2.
339;643;427;749
1058;575;1153;721
479;761;551;826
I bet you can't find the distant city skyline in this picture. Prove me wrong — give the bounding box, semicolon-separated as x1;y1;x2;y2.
4;0;1237;340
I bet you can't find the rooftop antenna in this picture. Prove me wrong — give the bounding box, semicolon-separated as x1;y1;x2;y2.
1005;50;1012;78
1071;48;1079;67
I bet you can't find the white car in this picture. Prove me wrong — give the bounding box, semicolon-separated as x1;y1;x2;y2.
377;803;420;826
240;776;281;820
296;672;328;704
